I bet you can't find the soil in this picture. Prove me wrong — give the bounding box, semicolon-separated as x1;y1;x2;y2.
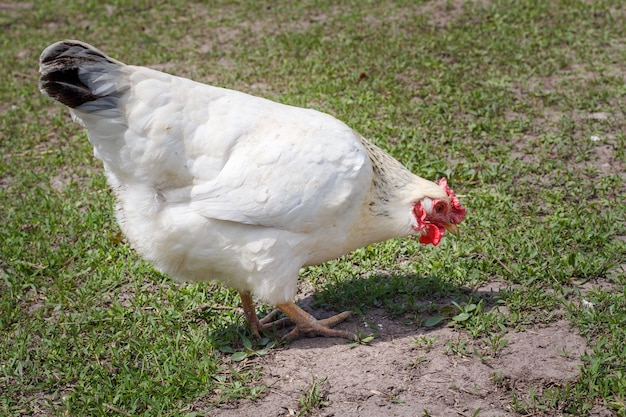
199;286;605;417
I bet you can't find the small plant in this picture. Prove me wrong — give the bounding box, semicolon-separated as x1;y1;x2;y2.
450;299;483;327
487;333;509;357
406;355;428;369
490;371;511;390
472;346;490;363
348;331;375;348
557;347;573;358
443;336;470;357
389;396;405;405
298;375;330;416
607;395;625;414
371;388;406;404
423;314;446;328
219;336;276;362
413;335;439;350
509;387;549;414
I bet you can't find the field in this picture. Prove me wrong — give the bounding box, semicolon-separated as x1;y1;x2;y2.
1;0;625;416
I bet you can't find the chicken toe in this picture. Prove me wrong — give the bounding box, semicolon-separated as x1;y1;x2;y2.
276;301;356;341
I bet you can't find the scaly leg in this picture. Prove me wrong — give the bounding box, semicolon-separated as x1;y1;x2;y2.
276;301;356;341
239;291;292;338
240;291;262;338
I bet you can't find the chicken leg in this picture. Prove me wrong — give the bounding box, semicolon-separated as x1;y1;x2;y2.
240;291;291;338
239;291;356;341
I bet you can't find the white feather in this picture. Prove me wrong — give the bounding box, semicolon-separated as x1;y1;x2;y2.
39;41;453;306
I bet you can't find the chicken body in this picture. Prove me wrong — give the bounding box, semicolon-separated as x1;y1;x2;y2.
39;40;466;340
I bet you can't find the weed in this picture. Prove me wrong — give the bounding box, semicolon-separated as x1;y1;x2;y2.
443;336;470;358
406;355;429;370
297;376;330;416
487;334;509;357
413;335;439;351
348;331;375;348
219;336;276;362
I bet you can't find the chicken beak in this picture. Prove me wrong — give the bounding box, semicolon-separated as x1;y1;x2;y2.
444;223;459;236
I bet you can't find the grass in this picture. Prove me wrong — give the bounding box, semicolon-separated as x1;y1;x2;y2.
1;0;625;415
297;375;330;416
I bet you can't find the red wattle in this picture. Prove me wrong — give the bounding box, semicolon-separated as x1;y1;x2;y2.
419;223;443;246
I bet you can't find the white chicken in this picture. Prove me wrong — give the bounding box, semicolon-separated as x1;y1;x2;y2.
39;40;466;341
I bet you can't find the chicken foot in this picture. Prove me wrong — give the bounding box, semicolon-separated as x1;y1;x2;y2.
239;291;356;341
276;302;356;341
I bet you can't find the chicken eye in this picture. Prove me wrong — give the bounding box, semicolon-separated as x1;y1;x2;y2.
434;202;445;213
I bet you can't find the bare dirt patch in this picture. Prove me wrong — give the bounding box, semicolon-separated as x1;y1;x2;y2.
208;305;588;416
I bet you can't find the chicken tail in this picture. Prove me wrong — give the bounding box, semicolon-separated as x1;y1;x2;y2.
39;40;127;109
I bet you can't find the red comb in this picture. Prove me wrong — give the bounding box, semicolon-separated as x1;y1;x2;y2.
439;177;466;224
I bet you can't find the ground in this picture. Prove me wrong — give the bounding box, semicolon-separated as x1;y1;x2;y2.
191;282;611;417
1;1;624;416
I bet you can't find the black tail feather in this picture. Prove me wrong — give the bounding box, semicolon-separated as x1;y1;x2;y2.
40;68;99;108
39;40;122;108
